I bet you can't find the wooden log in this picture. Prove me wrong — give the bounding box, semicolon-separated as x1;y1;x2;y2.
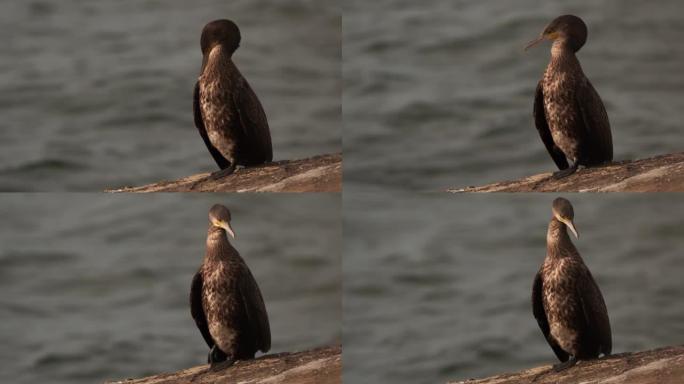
106;153;342;193
106;345;341;384
450;345;684;384
449;152;684;192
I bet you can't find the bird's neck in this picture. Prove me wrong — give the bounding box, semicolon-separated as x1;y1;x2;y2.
205;226;232;261
549;40;579;67
201;45;234;75
546;218;575;258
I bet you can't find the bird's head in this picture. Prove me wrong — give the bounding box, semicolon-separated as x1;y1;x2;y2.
552;197;579;238
200;19;241;56
208;204;236;239
525;15;588;53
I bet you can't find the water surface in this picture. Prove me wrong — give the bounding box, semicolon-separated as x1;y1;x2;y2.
344;0;684;192
344;193;684;383
0;0;340;191
0;194;341;384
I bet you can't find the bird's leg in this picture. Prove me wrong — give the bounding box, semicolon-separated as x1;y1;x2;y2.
552;357;578;372
211;162;237;180
552;162;579;179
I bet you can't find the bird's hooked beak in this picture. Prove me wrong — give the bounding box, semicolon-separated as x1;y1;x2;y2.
213;219;236;239
524;32;558;51
559;218;579;239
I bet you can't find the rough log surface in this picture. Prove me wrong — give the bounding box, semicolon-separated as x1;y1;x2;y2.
449;152;684;192
107;153;342;193
450;345;684;384
106;345;341;384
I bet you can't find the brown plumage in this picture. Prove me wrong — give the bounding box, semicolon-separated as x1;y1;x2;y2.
526;15;613;178
190;204;270;365
193;20;273;173
532;197;611;369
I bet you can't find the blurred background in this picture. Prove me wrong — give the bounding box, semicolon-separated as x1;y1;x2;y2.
344;193;684;383
344;0;684;193
0;0;340;191
0;194;341;384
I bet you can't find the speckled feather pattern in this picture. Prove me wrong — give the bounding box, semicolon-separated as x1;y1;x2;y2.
537;218;612;359
199;46;240;164
538;40;613;167
196;45;272;168
542;44;585;163
200;227;254;358
542;219;586;356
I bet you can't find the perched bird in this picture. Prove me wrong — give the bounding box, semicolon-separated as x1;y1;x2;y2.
526;15;613;178
193;20;273;176
190;204;271;365
532;197;612;371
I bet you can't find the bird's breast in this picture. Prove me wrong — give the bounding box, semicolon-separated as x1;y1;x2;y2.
201;262;241;350
542;258;582;338
542;259;578;310
209;322;237;352
542;68;582;157
199;72;239;154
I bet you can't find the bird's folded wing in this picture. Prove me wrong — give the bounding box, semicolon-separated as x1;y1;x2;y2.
234;78;273;163
239;266;271;353
576;80;613;162
578;269;612;354
190;271;214;348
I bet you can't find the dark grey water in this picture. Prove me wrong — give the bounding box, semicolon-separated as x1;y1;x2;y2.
344;0;684;193
0;0;340;191
0;194;341;384
344;193;684;384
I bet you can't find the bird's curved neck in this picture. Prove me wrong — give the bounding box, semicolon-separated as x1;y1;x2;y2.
546;218;575;258
201;45;234;74
205;226;232;261
550;40;577;63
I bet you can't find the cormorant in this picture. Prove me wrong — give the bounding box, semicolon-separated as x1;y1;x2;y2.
194;20;273;176
532;197;612;371
526;15;613;178
190;204;271;365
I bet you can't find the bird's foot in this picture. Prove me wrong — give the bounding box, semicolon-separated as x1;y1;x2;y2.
552;164;579;179
552;357;577;372
190;165;237;190
210;358;236;371
209;164;238;181
531;358;577;382
207;345;228;364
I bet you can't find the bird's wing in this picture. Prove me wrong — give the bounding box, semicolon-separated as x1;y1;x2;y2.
576;80;613;163
534;81;570;170
578;268;612;355
238;264;271;353
194;81;231;169
532;270;569;362
233;77;273;164
190;270;214;348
